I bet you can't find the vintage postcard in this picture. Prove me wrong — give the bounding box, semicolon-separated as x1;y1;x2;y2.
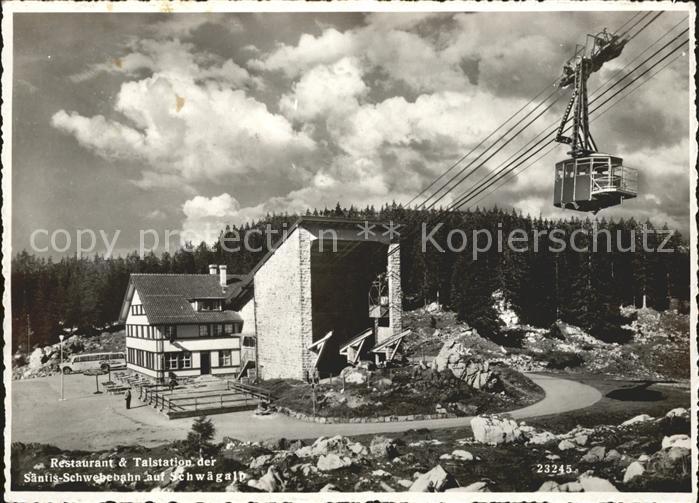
2;1;697;502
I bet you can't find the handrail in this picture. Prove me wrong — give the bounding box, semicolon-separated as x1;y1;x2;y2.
227;380;274;401
169;391;251;402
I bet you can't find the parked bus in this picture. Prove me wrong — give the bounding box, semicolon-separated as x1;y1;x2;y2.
60;352;126;374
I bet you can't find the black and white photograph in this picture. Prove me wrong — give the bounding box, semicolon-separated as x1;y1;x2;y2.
2;1;697;501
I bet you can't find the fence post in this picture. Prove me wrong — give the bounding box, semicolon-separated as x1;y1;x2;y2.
194;397;197;411
220;394;223;408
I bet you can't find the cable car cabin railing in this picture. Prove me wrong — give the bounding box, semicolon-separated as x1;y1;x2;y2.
591;165;638;195
553;155;638;213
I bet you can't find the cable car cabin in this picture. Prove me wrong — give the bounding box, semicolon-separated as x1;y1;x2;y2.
553;153;638;213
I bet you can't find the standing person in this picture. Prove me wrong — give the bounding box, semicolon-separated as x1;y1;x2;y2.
168;371;177;392
124;389;131;410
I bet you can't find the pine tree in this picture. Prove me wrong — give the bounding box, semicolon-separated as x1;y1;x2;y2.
184;416;216;457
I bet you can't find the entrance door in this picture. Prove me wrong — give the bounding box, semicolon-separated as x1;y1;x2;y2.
200;352;211;375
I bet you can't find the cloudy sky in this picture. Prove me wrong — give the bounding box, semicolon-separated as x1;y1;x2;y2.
11;10;691;255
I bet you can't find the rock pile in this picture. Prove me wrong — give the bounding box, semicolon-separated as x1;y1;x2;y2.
13;331;125;380
470;415;524;445
433;340;498;390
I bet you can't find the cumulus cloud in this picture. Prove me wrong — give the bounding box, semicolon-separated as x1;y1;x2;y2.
248;28;357;78
181;193;266;244
54;40;315;189
279;57;368;121
69;38;258;89
54;11;690;238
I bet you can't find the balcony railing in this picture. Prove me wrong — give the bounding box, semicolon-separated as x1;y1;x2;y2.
591;165;638;196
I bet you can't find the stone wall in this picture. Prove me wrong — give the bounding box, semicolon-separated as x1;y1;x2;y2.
386;242;403;343
254;227;311;380
298;228;314;377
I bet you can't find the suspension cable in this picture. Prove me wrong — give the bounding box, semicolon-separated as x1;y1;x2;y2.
420;89;562;211
467;48;688;209
407;82;557;208
448;36;688;211
452;23;689;211
412;11;645;212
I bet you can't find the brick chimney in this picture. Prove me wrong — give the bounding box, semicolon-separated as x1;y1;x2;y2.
219;264;227;287
209;264;217;276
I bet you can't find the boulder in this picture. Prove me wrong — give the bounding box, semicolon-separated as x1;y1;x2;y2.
578;474;618;492
451;449;474;461
558;439;576;451
319;483;340;492
604;449;622;463
581;445;606;463
348;441;368;456
623;461;645;483
667;446;691;463
370;435;400;459
446;481;491;492
573;434;589;446
371;469;391;478
409;465;458;492
249;454;273;470
316;453;352;472
665;407;689;419
297;435;356;458
537;480;563;492
379;481;396;492
661;434;690;450
527;431;557;445
397;479;413;489
247;467;284;492
470;415;523;445
537;480;583;492
621;414;654;426
433;340;496;389
426;301;441;313
646;446;690;475
340;366;367;384
28;348;46;369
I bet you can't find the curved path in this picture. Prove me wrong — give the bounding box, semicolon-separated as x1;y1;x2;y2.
11;373;601;450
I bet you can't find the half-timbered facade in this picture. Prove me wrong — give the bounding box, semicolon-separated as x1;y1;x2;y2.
118;267;252;380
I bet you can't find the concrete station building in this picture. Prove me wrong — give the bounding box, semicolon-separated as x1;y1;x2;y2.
120;217;404;381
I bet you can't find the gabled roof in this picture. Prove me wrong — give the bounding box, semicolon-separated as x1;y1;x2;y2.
131;274;227;298
118;274;242;325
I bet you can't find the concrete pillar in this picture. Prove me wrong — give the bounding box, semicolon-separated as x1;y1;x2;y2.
298;228;314;378
386;243;402;342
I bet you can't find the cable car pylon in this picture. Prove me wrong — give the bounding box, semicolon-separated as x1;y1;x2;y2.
553;29;639;214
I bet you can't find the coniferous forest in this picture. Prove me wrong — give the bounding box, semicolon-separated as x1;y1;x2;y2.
10;204;689;352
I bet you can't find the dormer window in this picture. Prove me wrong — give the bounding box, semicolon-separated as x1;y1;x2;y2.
197;299;222;311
